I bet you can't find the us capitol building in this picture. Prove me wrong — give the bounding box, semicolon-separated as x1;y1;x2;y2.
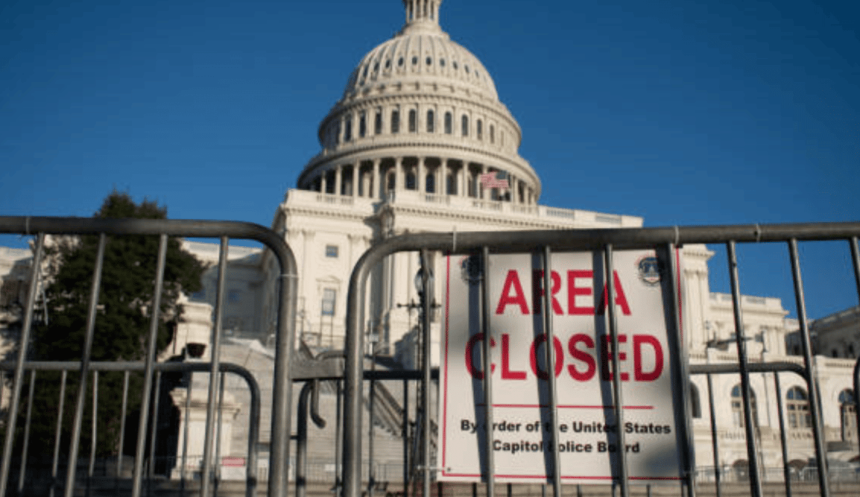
2;0;858;483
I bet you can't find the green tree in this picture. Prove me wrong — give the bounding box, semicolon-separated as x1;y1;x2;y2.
21;192;204;459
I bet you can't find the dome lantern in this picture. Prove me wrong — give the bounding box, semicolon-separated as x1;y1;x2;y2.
402;0;442;33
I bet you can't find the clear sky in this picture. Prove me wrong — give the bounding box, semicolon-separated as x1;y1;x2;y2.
1;0;858;319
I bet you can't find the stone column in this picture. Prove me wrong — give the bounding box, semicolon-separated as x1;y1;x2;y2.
352;163;359;198
320;172;327;195
417;156;425;193
395;157;404;191
480;164;488;200
459;162;466;197
335;166;343;196
372;159;381;199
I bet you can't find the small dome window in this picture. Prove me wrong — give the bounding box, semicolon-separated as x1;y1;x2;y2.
453;61;458;70
412;56;418;65
398;57;404;67
385;59;391;69
465;65;470;74
426;57;432;66
440;59;446;67
373;62;379;72
363;66;368;78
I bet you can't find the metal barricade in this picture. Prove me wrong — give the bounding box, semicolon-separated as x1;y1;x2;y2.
0;216;299;497
341;222;860;497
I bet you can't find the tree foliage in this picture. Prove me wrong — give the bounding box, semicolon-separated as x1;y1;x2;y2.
18;192;204;458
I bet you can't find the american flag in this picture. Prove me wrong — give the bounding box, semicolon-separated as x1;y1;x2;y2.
479;171;509;190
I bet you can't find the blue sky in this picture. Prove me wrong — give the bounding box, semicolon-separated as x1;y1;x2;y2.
1;0;858;319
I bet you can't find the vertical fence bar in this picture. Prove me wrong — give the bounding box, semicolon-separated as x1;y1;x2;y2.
773;374;792;497
479;246;496;497
369;375;376;497
148;371;162;481
0;232;44;497
181;371;192;492
540;246;562;497
131;234;169;497
51;370;69;497
90;371;99;481
202;236;229;496
787;238;830;497
604;244;630;497
62;232;107;497
706;373;721;497
725;240;762;497
664;244;696;497
402;378;409;495
215;371;226;487
17;370;37;493
335;378;343;496
420;249;433;497
117;371;130;481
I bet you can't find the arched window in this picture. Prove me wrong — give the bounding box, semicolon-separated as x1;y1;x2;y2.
444;112;452;134
840;389;856;441
405;171;416;190
731;384;757;428
374;110;383;135
344;116;352;141
359;112;366;138
391;110;400;133
426;110;435;133
426;173;435;193
387;171;396;191
690;383;701;419
446;173;456;195
787;386;811;429
461;115;469;136
409;109;417;133
477;119;483;140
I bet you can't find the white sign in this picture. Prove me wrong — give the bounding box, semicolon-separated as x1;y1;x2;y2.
438;250;685;483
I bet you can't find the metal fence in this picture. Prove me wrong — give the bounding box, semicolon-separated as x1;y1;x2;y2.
3;217;860;497
0;217;299;497
341;223;860;497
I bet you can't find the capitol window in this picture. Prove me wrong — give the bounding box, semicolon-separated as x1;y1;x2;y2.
461;115;469;137
359;112;367;138
426;57;432;66
409;109;417;133
374;111;383;135
477;119;483;140
490;124;495;143
344;116;352;141
391;110;400;133
731;385;758;428
440;58;446;67
426;110;435;133
840;389;856;442
321;289;336;316
325;245;338;258
787;387;811;429
444;112;452;134
412;56;418;66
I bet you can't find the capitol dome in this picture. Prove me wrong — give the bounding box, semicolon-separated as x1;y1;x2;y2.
296;0;541;207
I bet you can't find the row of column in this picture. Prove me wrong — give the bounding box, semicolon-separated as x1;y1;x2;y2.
306;157;537;205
